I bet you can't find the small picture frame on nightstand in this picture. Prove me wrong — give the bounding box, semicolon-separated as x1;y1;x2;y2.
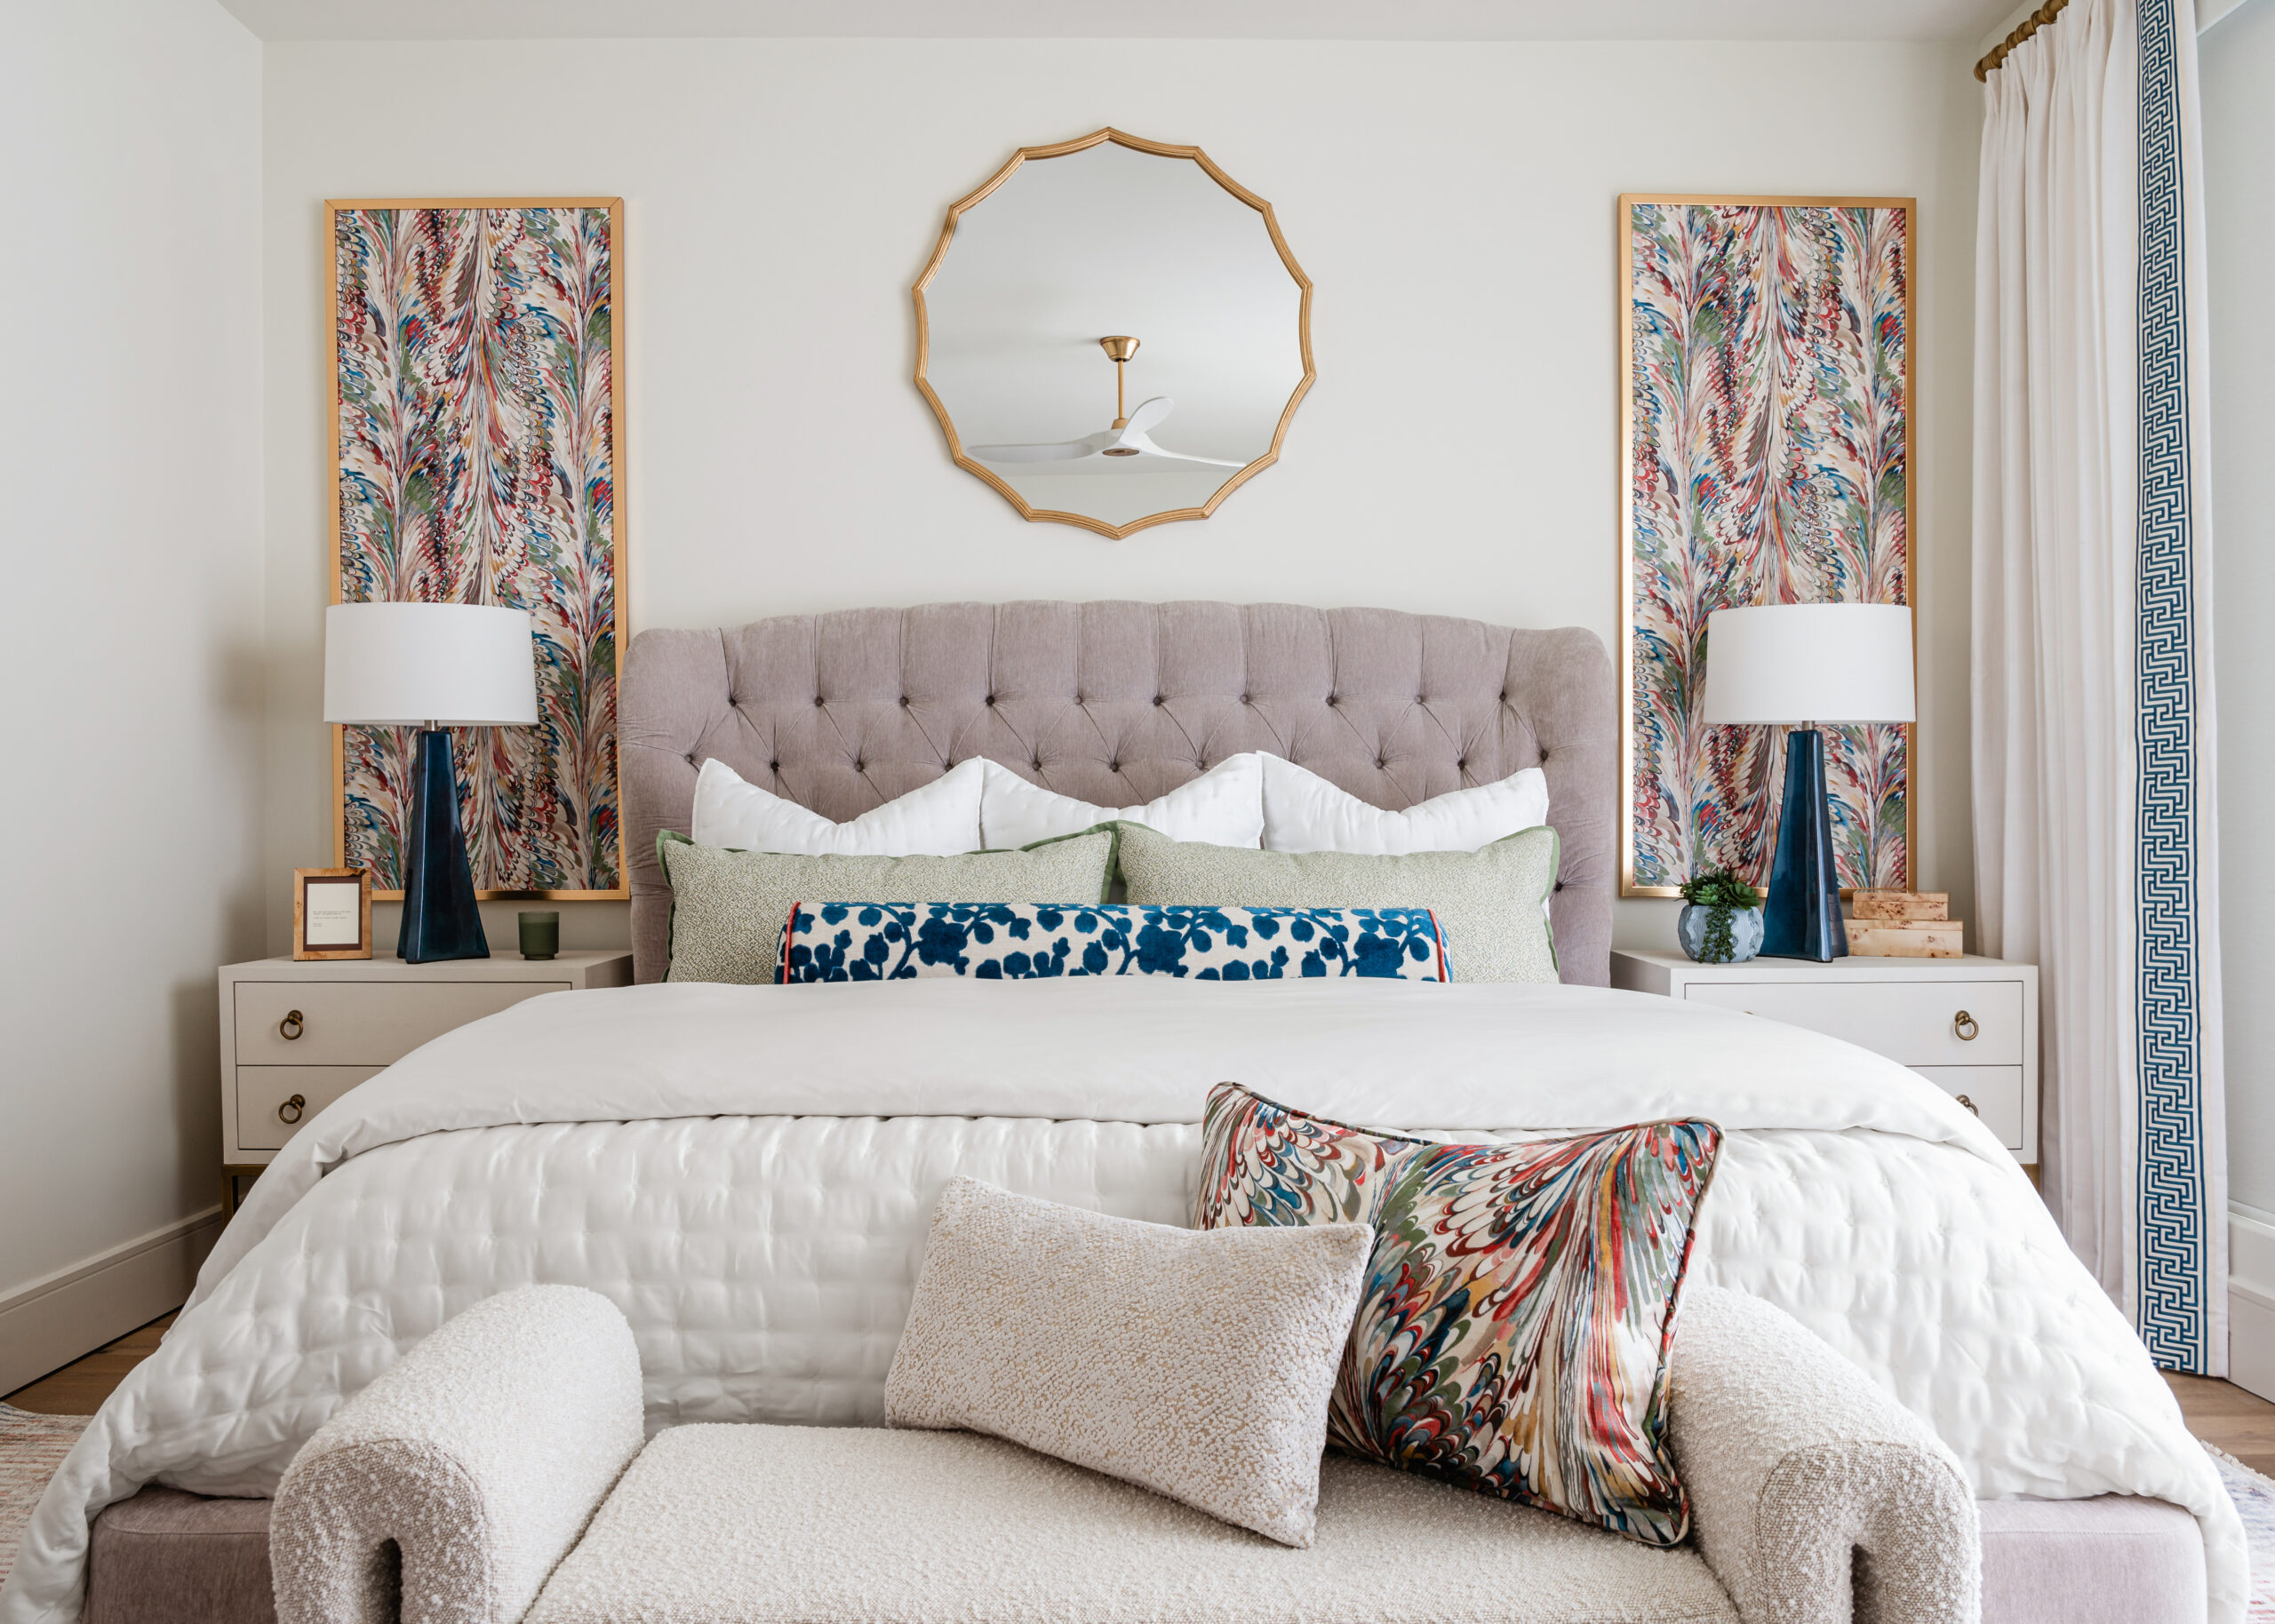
293;867;371;960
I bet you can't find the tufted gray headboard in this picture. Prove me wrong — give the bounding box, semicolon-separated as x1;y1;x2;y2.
621;601;1616;986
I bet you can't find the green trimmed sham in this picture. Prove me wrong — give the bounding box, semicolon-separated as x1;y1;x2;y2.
658;828;1117;984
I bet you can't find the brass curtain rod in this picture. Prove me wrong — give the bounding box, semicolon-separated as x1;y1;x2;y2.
1976;0;2070;79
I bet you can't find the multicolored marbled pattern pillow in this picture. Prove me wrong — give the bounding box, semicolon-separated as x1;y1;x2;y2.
1193;1082;1721;1547
777;903;1449;983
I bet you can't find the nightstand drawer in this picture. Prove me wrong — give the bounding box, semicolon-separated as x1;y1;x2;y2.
1680;978;2024;1065
235;1064;385;1151
1912;1066;2026;1151
235;979;569;1066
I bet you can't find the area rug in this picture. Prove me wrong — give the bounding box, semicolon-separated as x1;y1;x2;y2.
0;1404;91;1588
2207;1442;2275;1621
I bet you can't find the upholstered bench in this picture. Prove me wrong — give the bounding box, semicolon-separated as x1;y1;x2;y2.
87;1479;2207;1624
229;1284;2000;1624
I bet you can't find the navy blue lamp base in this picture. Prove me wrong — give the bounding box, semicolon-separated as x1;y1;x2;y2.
1759;728;1847;963
398;728;489;964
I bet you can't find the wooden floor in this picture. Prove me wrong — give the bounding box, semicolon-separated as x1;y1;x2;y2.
8;1313;2275;1482
4;1313;175;1415
2167;1372;2275;1476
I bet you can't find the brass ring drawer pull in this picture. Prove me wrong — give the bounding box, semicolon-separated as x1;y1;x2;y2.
277;1094;307;1125
279;1010;305;1041
1952;1010;1979;1041
1955;1093;1979;1117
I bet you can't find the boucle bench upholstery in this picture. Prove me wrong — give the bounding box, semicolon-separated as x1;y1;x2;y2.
269;1288;644;1624
261;1284;1984;1624
1668;1289;1980;1624
532;1426;1739;1624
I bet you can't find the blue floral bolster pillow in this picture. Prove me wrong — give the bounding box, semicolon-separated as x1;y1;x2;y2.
776;903;1450;983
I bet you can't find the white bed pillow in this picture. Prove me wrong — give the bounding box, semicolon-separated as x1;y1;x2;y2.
1260;755;1551;854
690;756;983;856
978;753;1265;850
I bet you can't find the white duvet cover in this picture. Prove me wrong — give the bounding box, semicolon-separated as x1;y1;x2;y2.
1;978;2244;1624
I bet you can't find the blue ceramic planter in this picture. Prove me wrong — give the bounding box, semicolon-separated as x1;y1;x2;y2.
1679;903;1765;964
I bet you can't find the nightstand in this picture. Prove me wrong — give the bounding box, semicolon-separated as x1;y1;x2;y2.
218;950;634;1203
1609;949;2040;1166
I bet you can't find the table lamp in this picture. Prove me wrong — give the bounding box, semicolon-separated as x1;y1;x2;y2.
323;603;539;964
1700;603;1915;962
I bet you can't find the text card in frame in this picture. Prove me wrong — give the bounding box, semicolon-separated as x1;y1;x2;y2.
1620;195;1914;897
330;199;626;898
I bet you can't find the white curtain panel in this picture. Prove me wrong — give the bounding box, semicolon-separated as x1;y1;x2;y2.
1973;0;2227;1372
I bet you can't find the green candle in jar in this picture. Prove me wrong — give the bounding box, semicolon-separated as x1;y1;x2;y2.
518;911;560;961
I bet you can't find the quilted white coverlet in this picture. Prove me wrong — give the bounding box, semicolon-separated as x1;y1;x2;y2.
0;979;2244;1624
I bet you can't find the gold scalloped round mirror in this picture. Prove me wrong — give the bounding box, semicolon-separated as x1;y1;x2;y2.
914;129;1314;540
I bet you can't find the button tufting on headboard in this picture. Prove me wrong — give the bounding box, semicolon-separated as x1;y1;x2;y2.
621;601;1615;988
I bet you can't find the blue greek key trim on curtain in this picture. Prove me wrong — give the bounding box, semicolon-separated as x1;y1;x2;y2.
2135;0;2207;1369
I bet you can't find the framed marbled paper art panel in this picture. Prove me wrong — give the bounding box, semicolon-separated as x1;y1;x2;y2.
1619;194;1913;898
329;197;626;899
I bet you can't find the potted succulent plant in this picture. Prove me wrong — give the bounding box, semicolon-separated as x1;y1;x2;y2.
1677;866;1765;964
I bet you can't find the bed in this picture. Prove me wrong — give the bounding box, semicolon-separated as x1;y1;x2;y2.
0;601;2242;1624
618;601;1618;986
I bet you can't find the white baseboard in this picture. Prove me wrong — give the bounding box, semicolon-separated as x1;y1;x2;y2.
2231;1205;2275;1403
0;1208;226;1398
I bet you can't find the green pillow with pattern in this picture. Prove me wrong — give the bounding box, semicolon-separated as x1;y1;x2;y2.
1114;821;1558;983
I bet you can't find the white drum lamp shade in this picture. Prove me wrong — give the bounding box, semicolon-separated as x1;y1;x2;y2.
323;603;539;727
1701;603;1915;726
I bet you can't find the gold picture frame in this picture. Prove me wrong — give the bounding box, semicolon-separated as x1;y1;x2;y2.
1616;193;1918;899
327;196;628;901
913;129;1316;541
293;866;372;961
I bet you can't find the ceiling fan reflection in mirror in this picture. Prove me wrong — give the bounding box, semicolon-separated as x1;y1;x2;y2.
967;337;1242;474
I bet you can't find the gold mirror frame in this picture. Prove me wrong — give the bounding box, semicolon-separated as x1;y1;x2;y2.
913;129;1316;541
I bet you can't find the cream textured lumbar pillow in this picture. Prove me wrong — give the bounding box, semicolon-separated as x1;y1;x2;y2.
884;1176;1370;1548
1115;820;1561;983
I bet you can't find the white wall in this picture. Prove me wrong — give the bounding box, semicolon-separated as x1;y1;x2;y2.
0;0;262;1382
259;37;1983;958
2200;0;2275;1392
